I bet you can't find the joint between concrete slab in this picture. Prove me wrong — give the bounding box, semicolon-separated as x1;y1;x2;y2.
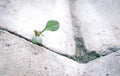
102;46;120;56
1;27;119;63
0;27;74;60
69;0;87;57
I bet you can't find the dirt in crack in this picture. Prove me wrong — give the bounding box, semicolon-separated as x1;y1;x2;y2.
62;51;100;63
75;37;87;56
69;0;100;63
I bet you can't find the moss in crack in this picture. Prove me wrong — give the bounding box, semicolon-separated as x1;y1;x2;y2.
75;37;87;56
74;51;100;63
74;37;100;63
62;51;100;63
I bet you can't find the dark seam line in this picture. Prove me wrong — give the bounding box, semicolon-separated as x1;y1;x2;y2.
0;27;73;60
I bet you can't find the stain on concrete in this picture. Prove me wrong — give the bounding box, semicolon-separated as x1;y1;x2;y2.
75;37;87;56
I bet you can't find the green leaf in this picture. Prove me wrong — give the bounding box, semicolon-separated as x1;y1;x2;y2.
43;20;60;32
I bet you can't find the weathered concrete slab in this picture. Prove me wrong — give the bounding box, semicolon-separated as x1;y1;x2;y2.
0;0;75;55
0;28;120;76
0;29;85;76
70;0;120;55
84;50;120;76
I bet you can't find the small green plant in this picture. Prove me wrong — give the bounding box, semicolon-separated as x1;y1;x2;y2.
32;20;60;44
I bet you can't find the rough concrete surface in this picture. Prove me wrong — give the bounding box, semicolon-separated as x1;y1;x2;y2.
70;0;120;55
0;0;120;76
0;29;86;76
0;29;120;76
85;50;120;76
0;0;76;55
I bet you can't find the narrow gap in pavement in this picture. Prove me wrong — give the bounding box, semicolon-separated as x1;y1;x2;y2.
102;46;120;56
69;0;87;56
0;27;70;58
69;0;120;63
0;27;100;63
1;23;119;63
69;0;101;63
1;0;119;63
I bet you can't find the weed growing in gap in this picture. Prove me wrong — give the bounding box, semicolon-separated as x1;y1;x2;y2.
32;20;60;44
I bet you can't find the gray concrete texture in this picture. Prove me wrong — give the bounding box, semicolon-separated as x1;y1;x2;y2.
0;0;120;76
0;0;75;55
0;29;120;76
0;29;86;76
70;0;120;55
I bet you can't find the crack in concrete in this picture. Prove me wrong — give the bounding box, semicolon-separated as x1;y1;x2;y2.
102;46;120;56
69;0;87;57
0;26;119;63
1;0;119;63
68;0;120;63
0;27;31;42
0;26;101;63
0;27;70;58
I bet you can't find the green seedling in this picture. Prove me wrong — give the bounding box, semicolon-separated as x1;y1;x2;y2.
32;20;60;44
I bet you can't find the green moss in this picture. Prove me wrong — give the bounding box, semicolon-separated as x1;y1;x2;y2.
63;51;100;63
75;37;87;56
76;51;100;63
